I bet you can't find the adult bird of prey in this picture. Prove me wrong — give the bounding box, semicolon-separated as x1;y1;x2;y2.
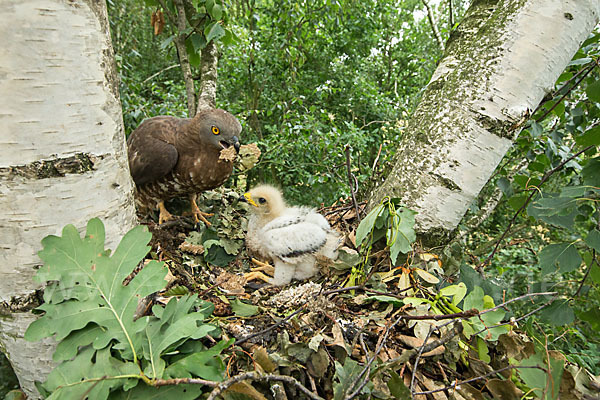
241;185;341;285
127;108;241;225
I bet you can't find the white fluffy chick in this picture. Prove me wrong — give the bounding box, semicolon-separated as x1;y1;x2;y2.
242;185;341;286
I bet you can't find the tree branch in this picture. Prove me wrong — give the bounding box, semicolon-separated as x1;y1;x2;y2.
196;40;219;112
159;0;197;116
421;0;444;51
479;145;594;270
206;372;324;400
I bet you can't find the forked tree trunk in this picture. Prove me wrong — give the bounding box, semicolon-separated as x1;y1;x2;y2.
369;0;600;245
0;1;137;397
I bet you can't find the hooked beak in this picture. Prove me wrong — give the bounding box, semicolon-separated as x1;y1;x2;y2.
233;136;240;153
240;192;258;207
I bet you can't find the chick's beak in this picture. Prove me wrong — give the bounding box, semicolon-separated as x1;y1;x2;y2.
233;136;240;153
241;192;258;207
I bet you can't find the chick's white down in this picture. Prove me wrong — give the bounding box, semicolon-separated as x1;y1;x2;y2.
244;185;341;285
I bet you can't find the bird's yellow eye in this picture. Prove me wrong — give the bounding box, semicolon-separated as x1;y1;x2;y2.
211;126;220;135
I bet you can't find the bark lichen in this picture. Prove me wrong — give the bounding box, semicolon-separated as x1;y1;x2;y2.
0;153;97;181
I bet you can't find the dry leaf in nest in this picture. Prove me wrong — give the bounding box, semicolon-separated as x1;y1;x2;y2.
178;241;204;255
219;145;238;162
237;143;261;171
216;270;247;296
397;334;445;357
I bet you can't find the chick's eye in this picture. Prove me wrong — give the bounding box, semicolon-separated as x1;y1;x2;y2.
211;126;220;135
258;197;266;204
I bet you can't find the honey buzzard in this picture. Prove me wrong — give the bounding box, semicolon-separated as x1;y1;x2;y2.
127;108;241;225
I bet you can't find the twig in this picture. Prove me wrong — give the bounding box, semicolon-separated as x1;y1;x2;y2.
535;60;598;123
477;291;557;316
574;249;597;298
345;145;362;222
479;145;594;270
142;64;180;84
235;305;306;346
153;377;217;387
472;297;555;337
371;143;383;176
413;365;546;395
410;324;435;395
206;372;324;400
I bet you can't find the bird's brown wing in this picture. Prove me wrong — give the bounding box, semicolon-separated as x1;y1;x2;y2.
127;117;180;186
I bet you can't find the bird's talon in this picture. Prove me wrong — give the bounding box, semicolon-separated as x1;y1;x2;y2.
158;201;175;225
251;258;275;275
244;271;273;283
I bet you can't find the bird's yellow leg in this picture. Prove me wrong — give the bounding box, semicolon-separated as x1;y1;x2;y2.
251;258;275;275
244;271;273;283
190;193;213;226
158;201;175;225
244;258;275;283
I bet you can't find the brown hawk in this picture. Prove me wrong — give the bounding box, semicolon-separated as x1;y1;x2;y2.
127;108;241;225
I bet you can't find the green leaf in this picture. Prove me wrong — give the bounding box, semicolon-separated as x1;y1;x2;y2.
387;370;411;399
539;299;574;326
582;157;600;187
26;221;167;357
185;38;200;67
463;286;507;341
388;208;416;264
53;324;104;361
477;337;490;363
363;295;403;307
584;229;600;252
333;358;365;400
530;121;543;137
496;177;513;197
439;282;467;305
43;347;139;399
109;383;203;400
159;35;175;49
355;204;384;247
230;299;259;317
518;346;564;400
210;4;223;20
508;195;528;211
142;295;217;379
538;243;581;275
576;126;600;147
585;79;600;102
458;264;503;305
165;339;233;381
205;22;226;43
189;32;206;51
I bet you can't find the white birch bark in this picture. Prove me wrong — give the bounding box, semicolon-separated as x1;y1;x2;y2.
369;0;600;244
0;0;137;397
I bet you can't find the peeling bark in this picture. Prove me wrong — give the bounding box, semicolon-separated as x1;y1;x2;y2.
0;0;137;397
369;0;600;245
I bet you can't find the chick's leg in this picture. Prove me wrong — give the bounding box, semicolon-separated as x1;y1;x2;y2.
271;260;294;286
189;193;213;226
293;259;317;280
158;201;174;225
244;258;275;283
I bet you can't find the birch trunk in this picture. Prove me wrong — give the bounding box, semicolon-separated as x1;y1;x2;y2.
0;1;137;397
369;0;600;245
